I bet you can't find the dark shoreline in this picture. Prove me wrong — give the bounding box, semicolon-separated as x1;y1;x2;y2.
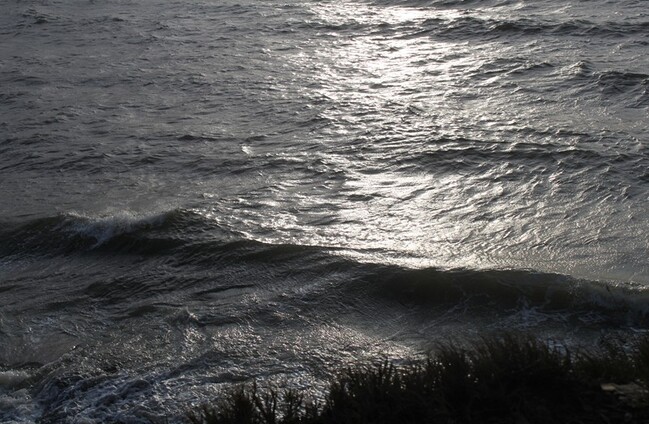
187;333;649;424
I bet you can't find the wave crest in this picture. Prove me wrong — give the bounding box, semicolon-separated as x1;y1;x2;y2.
0;209;225;257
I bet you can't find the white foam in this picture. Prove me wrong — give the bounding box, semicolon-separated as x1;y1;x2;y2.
0;371;30;388
61;211;168;248
0;387;39;424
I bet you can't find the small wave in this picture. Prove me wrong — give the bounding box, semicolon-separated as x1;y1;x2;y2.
369;0;513;7
408;142;618;176
278;19;373;34
177;134;227;142
407;16;647;41
21;8;59;26
596;70;649;102
564;63;649;107
415;17;541;40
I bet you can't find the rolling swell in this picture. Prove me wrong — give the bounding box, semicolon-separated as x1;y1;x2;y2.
2;209;645;328
0;209;349;267
351;266;649;325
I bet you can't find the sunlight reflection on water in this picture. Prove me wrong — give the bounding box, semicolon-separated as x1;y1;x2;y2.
193;0;649;284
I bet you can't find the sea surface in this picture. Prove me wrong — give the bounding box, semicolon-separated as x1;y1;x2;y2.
1;0;648;422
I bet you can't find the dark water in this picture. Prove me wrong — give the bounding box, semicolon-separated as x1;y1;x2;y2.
1;0;649;422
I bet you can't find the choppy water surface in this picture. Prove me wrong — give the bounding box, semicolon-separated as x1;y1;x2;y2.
1;0;648;422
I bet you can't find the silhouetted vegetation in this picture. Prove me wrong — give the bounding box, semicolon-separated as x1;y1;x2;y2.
187;333;649;424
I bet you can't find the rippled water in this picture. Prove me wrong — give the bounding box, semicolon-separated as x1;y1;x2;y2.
1;0;648;422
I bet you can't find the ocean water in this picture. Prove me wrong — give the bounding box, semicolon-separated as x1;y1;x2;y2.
1;0;648;421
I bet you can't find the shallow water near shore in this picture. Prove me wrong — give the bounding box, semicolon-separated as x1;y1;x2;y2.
1;0;648;422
